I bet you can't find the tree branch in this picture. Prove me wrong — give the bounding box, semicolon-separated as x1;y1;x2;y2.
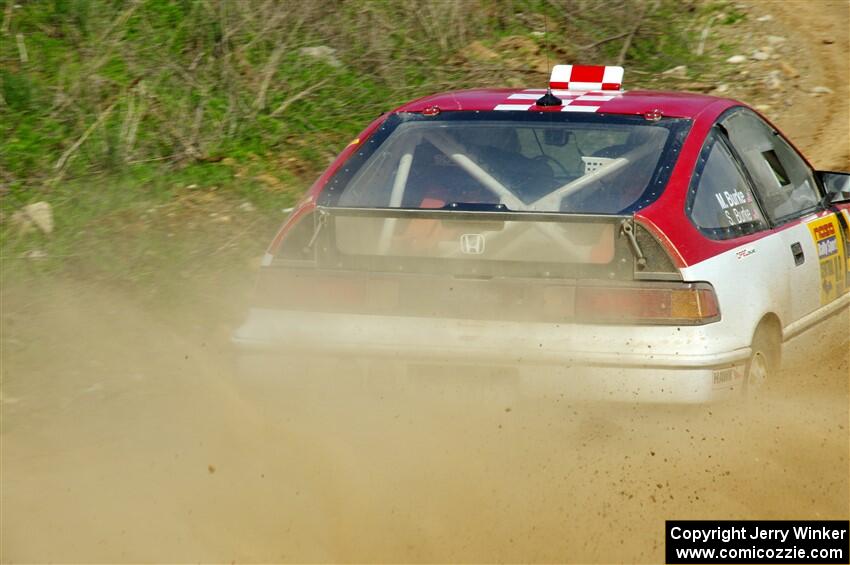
617;2;648;66
54;99;119;172
270;78;329;117
580;31;630;51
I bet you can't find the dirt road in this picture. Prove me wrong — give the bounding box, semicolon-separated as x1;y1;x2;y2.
2;278;847;563
757;0;850;171
2;1;848;562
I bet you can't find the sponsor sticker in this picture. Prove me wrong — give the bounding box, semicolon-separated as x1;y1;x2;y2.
735;248;756;260
843;210;850;276
712;366;743;387
817;236;838;259
714;188;762;227
807;216;847;304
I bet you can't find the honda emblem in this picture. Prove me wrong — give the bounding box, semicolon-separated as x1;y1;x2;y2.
460;233;485;255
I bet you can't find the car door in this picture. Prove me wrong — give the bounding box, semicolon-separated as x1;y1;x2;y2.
720;107;847;327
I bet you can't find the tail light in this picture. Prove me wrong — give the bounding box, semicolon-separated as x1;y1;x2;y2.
574;282;720;325
254;271;399;313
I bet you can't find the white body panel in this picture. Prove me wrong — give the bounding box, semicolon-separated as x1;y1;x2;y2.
679;217;823;346
233;308;747;403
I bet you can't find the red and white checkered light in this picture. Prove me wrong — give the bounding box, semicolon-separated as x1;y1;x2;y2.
549;64;624;91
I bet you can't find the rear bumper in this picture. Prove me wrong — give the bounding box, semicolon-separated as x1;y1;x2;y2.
232;308;751;403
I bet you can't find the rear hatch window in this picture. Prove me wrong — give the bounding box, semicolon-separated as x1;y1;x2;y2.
281;207;678;281
320;112;690;214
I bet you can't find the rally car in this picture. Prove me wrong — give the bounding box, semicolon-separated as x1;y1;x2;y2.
233;64;850;403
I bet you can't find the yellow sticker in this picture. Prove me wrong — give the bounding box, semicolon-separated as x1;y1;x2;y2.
346;137;360;147
842;210;850;278
807;215;846;304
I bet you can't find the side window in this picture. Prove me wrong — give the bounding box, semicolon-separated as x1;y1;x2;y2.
721;109;820;223
687;132;768;240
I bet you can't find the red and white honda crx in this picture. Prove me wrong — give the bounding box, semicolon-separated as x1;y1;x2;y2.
234;65;850;403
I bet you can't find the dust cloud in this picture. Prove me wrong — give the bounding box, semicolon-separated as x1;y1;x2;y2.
1;273;847;563
3;0;849;561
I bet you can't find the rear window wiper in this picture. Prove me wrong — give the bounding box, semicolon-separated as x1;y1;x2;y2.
619;219;647;270
441;202;512;212
304;210;328;252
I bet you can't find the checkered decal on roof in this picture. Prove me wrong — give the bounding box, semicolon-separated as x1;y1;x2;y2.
492;65;624;112
493;89;623;112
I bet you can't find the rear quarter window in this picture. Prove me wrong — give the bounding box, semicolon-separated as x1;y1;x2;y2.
686;131;768;240
721;108;820;223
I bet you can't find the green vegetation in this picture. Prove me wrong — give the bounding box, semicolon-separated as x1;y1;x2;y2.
1;0;723;291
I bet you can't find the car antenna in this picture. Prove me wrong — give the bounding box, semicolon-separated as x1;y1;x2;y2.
536;14;562;107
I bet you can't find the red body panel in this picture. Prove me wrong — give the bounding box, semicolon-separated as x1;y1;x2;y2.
268;113;388;252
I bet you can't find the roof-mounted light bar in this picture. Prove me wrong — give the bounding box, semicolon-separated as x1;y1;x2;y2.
550;64;624;91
